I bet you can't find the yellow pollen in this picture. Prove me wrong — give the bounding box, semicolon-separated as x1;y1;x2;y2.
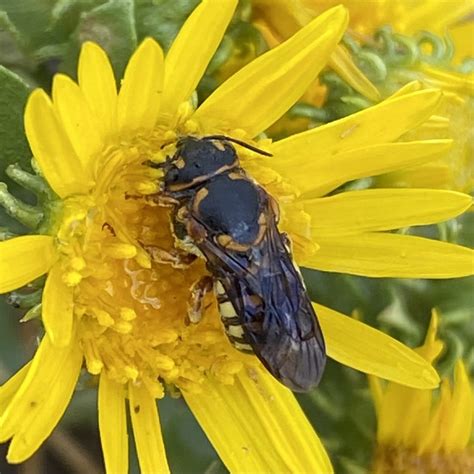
94;309;115;327
113;320;134;334
154;329;179;344
70;257;86;271
176;101;194;124
135;249;152;269
136;180;159;195
154;354;175;371
183;119;199;134
120;307;137;321
103;243;138;259
124;366;139;381
142;376;165;399
63;271;83;286
163;130;177;141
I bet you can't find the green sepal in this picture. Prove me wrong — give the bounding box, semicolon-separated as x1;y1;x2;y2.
7;287;43;310
19;303;42;322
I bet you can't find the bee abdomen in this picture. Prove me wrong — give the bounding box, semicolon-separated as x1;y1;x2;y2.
214;280;253;353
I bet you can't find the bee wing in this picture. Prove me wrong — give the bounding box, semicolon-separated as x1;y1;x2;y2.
242;217;326;392
195;212;326;392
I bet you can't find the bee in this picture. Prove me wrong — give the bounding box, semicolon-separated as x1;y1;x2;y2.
153;136;326;392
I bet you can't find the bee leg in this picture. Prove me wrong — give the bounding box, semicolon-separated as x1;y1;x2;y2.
142;245;196;268
125;192;180;208
148;194;180;208
281;232;293;254
187;276;214;324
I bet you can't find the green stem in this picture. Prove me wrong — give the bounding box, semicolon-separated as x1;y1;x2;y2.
0;182;43;229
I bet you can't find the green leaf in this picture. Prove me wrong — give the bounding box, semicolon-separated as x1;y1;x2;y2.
0;0;53;48
0;10;27;69
51;0;107;39
135;0;199;52
0;66;32;180
72;0;137;80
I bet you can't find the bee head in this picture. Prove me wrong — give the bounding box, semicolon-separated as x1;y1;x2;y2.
162;136;239;191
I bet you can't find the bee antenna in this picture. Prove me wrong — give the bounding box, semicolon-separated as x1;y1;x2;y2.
202;135;273;157
143;159;167;169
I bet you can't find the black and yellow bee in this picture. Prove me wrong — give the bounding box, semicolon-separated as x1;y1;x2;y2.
154;136;326;392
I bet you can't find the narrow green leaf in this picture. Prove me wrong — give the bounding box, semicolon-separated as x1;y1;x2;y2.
0;65;31;179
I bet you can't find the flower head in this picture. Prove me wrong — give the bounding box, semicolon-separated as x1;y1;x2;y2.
0;1;473;473
370;310;474;473
286;0;473;38
252;0;474;193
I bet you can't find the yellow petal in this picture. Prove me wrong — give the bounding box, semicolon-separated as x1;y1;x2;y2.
117;38;164;133
193;6;348;137
402;1;473;35
368;375;383;416
0;363;30;413
419;381;452;453
444;361;473;451
377;382;432;447
387;80;423;98
329;45;381;102
24;89;91;197
251;0;314;40
270;89;444;196
315;304;440;389
304;189;472;237
42;263;74;347
304;233;474;278
78;41;117;141
273;88;441;157
184;366;332;473
375;162;454;190
0;236;56;294
308;140;451;197
160;0;238;120
52;74;102;171
129;383;169;474
99;375;128;474
415;309;444;364
1;336;82;462
450;20;474;65
420;64;474;95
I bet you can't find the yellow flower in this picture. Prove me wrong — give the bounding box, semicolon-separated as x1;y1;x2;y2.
0;1;473;472
288;0;473;37
370;310;474;473
253;0;474;193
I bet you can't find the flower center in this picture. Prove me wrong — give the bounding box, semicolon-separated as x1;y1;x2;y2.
55;131;252;396
373;445;474;474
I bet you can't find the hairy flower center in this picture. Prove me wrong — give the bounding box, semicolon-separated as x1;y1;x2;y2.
51;133;249;395
373;445;474;474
